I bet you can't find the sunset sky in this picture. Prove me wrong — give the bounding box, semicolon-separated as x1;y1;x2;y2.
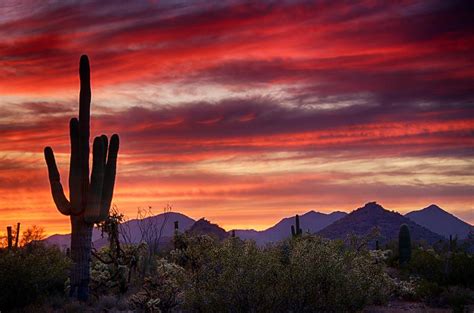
0;0;473;235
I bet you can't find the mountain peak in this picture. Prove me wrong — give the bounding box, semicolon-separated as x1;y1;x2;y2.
302;210;325;217
187;218;229;240
424;204;443;212
406;205;472;239
319;202;444;245
359;201;385;212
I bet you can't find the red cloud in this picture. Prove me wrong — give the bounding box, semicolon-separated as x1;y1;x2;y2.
0;1;473;234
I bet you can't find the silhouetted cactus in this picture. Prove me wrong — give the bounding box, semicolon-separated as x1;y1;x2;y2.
174;221;179;234
398;224;411;266
14;223;20;248
6;226;12;250
449;234;458;252
291;214;302;237
44;55;119;301
375;240;379;250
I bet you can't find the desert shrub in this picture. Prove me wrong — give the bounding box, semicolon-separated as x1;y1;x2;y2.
390;276;418;300
439;286;474;313
407;248;474;288
414;279;442;304
180;237;285;312
369;249;391;263
280;236;391;312
90;256;129;295
0;243;70;311
171;234;390;312
408;248;444;282
447;252;474;287
129;258;187;313
89;242;147;297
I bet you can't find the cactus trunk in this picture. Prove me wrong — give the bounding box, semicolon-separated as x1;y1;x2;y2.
69;216;93;300
44;55;119;301
291;214;302;237
398;224;411;266
7;226;12;250
174;220;179;234
14;223;20;248
295;215;301;235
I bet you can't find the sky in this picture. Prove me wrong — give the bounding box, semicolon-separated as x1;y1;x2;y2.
0;0;473;235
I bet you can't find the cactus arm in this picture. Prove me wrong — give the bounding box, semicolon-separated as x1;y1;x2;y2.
291;225;295;237
44;147;72;215
79;55;91;213
295;214;301;235
100;135;108;166
69;117;82;214
84;137;106;223
399;224;412;266
14;223;20;248
7;226;12;250
99;134;119;220
79;55;91;141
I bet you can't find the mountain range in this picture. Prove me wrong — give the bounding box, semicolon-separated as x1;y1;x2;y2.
318;202;444;245
44;202;472;248
45;212;195;250
234;211;347;245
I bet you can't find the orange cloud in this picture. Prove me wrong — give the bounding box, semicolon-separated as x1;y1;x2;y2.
0;1;473;235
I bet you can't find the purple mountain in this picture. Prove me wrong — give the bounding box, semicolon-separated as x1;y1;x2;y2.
44;212;195;249
234;210;347;245
317;202;445;244
405;205;473;239
187;218;229;240
46;203;470;249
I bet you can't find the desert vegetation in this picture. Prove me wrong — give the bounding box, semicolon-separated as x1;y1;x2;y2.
1;220;473;312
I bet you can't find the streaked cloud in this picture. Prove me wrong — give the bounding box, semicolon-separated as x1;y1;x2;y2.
0;0;472;234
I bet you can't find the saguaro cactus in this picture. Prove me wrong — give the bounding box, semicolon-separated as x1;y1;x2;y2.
44;55;119;301
398;224;411;266
291;214;302;237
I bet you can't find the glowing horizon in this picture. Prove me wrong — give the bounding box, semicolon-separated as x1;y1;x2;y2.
0;1;473;236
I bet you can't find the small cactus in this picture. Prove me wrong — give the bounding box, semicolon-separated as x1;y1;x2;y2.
449;234;457;252
291;214;302;237
14;223;20;248
6;226;12;250
398;224;411;266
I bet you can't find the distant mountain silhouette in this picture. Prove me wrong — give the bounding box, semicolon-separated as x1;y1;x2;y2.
317;202;444;245
405;204;473;239
118;212;195;243
46;203;469;248
187;218;229;240
234;211;347;245
44;229;103;250
44;212;195;249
